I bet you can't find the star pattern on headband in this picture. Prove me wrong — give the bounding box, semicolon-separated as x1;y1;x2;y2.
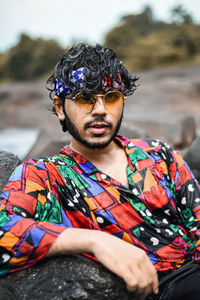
55;67;86;97
55;68;125;98
55;79;72;96
71;67;85;88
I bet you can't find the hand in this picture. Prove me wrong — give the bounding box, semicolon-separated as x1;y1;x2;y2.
48;228;158;299
91;231;158;300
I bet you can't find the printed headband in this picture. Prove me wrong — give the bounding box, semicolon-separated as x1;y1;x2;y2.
55;67;124;97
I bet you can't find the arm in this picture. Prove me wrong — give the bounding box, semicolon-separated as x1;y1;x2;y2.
176;162;200;226
0;161;66;276
161;142;200;234
48;227;158;300
0;160;158;299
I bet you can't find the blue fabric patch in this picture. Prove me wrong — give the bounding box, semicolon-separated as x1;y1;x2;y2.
0;191;10;200
148;252;158;264
8;164;23;182
30;227;46;248
35;161;47;170
95;210;118;225
61;208;73;228
79;161;96;174
113;232;124;239
1;215;23;230
81;174;104;196
160;176;173;199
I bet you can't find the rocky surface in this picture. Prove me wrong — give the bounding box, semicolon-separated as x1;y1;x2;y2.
0;66;200;159
123;66;200;144
183;136;200;183
0;151;21;193
0;255;136;300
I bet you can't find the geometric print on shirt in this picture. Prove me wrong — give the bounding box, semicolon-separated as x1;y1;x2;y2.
0;136;200;277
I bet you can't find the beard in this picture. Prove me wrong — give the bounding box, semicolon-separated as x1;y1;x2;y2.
63;110;123;149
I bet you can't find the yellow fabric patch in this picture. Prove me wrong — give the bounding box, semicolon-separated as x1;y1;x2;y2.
38;193;47;206
25;179;45;194
143;168;157;193
9;256;28;266
0;232;19;251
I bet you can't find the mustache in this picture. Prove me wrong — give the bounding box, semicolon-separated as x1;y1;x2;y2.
84;117;112;130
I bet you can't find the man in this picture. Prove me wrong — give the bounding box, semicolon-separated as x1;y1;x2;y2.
0;43;200;300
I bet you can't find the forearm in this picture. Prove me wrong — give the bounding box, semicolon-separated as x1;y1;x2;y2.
47;228;158;300
47;227;98;256
0;215;66;277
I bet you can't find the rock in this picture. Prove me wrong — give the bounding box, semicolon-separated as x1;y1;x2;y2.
174;114;196;149
0;255;136;300
183;136;200;182
0;127;41;160
28;134;72;158
0;151;21;193
119;124;149;139
124;110;196;149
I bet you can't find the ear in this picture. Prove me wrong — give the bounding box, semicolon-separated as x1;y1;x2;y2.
53;96;65;121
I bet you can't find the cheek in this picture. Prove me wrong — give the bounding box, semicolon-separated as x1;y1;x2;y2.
65;102;87;127
111;106;123;120
65;102;81;119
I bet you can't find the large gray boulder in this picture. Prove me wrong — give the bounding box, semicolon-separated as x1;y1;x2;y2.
123;110;196;149
0;151;21;193
119;125;149;140
183;136;200;182
0;255;136;300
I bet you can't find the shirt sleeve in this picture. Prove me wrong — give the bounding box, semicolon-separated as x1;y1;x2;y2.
164;143;200;236
0;160;67;277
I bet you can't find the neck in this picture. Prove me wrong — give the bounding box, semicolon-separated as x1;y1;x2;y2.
70;137;120;162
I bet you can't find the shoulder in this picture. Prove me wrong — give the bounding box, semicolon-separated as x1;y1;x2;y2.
10;154;66;181
129;137;177;165
126;137;172;154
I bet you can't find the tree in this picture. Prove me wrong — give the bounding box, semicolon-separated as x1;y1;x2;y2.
170;5;193;24
104;5;200;71
2;33;65;81
120;5;154;35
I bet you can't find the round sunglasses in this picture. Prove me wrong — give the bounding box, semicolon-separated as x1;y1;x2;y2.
70;91;125;111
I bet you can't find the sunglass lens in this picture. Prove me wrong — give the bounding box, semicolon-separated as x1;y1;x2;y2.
104;91;124;107
74;93;94;110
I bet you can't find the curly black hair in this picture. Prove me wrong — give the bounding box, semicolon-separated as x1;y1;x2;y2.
46;43;138;131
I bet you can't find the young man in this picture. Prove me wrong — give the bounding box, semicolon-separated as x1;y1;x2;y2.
0;43;200;300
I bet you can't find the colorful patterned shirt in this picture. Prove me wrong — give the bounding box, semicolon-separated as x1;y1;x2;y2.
0;136;200;277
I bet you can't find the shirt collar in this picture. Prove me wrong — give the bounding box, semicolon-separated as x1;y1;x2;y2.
59;135;151;175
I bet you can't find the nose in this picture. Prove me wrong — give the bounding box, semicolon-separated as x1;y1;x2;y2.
91;96;107;116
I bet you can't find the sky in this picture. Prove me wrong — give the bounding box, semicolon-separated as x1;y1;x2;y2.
1;0;200;52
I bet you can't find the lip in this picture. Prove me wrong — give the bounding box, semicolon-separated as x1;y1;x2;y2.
88;122;108;128
88;123;109;135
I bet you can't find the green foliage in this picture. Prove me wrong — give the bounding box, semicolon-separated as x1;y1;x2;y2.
170;5;193;24
0;33;65;81
104;5;200;71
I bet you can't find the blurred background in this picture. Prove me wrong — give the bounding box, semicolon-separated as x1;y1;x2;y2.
1;0;200;160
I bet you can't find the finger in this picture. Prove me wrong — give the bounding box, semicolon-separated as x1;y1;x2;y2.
141;258;159;294
124;271;138;292
137;285;153;300
131;267;151;296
